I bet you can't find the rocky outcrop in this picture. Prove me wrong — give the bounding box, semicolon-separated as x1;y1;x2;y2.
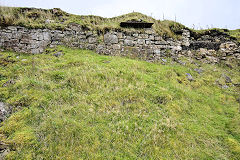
0;25;239;63
0;102;13;159
0;102;12;122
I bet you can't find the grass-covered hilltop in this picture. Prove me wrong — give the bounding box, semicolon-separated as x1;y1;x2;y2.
0;6;240;160
0;6;240;41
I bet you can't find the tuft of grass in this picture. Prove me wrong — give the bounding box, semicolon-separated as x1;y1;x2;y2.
0;46;239;159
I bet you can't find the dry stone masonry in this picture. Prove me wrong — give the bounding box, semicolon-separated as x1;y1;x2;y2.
0;24;239;63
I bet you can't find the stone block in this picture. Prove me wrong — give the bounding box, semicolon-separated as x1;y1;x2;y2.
107;45;112;49
31;34;38;40
124;39;134;46
78;34;86;39
9;39;18;46
137;39;145;45
140;34;148;39
149;35;154;40
133;33;138;37
234;53;240;59
113;44;121;50
5;33;12;39
38;34;44;41
147;49;154;54
145;29;155;34
88;37;97;44
104;33;118;44
156;45;168;49
173;45;182;51
96;44;105;53
155;41;168;45
126;36;133;40
154;49;161;54
145;40;151;45
43;32;51;41
31;48;41;54
117;32;123;38
7;26;17;31
79;38;86;43
87;44;96;50
52;34;64;41
103;49;111;55
86;32;93;37
20;38;30;44
155;36;162;41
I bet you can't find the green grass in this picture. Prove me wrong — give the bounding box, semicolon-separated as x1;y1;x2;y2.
190;28;240;42
0;46;240;159
228;29;240;42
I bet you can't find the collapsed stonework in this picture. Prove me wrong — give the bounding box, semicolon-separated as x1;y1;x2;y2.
0;24;239;63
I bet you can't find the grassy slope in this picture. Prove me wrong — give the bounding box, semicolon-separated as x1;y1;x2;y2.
0;46;240;159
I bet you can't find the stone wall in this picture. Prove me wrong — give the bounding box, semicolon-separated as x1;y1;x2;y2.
0;25;239;63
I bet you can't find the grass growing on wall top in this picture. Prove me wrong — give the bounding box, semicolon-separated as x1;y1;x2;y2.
0;46;240;159
0;6;187;38
229;29;240;42
190;28;240;42
1;6;239;40
0;6;67;29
